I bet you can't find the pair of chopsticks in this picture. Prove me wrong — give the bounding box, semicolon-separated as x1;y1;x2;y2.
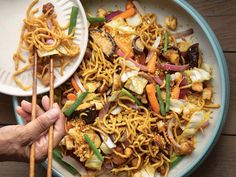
29;52;54;177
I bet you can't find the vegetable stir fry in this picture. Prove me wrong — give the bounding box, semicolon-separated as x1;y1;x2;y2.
52;1;220;177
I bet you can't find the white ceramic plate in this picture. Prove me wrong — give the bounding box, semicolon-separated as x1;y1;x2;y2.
0;0;88;96
13;0;230;177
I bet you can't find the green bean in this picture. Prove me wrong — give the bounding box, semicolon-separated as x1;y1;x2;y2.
156;85;166;115
166;74;171;112
68;6;79;35
121;88;142;106
64;91;88;117
84;134;104;161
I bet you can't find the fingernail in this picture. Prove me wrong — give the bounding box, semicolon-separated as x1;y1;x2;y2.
47;108;59;121
53;103;59;109
21;100;30;106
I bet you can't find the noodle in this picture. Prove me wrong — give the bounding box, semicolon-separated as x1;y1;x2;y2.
13;0;80;90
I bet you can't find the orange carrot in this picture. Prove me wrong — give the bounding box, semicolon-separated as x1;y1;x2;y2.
146;84;160;113
147;52;157;74
126;1;134;10
115;37;134;58
71;78;81;92
171;86;180;99
67;93;77;101
113;7;136;20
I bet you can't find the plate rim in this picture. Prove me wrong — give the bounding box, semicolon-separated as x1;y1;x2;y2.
12;0;230;177
0;0;88;97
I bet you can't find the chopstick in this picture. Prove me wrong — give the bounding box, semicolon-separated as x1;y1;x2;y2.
47;57;54;177
29;54;55;177
29;51;38;177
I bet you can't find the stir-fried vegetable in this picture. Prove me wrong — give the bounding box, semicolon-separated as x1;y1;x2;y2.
64;91;88;117
156;85;166;115
68;6;79;35
147;52;157;74
87;16;106;23
146;84;160;113
164;31;168;52
124;76;148;95
71;78;81;93
113;7;136;20
120;88;142;106
166;74;171;112
53;149;79;175
67;93;77;101
84;134;104;161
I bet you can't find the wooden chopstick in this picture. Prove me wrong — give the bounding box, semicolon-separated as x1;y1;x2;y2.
47;57;54;177
29;51;38;177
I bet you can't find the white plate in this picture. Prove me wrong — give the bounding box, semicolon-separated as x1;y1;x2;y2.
0;0;88;96
13;0;230;177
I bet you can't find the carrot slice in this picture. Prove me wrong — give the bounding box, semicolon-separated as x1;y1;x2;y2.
71;78;80;92
113;7;136;20
126;1;134;10
147;52;157;74
67;93;77;101
146;84;160;113
115;36;134;58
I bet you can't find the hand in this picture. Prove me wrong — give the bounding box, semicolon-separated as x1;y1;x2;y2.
0;96;65;162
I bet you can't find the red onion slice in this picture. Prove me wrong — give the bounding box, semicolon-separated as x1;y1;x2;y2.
153;75;163;85
99;102;110;119
161;63;189;71
105;10;123;21
117;49;148;72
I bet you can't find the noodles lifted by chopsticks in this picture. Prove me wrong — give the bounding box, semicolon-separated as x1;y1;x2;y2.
13;0;80;90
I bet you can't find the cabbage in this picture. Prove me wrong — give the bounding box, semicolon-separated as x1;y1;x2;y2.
100;142;112;155
134;164;155;177
105;18;135;34
121;70;139;82
126;13;142;27
124;76;148;95
188;67;211;83
182;110;209;138
170;99;185;114
85;154;103;170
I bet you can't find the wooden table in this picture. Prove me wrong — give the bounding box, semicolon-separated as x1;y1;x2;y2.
0;1;235;176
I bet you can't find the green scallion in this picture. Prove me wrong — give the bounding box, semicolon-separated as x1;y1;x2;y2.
84;134;104;161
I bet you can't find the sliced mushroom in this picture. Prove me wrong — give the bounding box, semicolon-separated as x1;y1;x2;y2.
90;29;116;58
132;36;145;54
69;105;97;124
185;43;199;68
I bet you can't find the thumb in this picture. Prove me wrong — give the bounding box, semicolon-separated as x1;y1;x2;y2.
24;106;60;141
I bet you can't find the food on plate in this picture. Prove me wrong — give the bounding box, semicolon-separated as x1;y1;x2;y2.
39;1;219;177
13;0;80;90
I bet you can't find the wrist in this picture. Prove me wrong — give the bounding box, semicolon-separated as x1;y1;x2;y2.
0;125;28;162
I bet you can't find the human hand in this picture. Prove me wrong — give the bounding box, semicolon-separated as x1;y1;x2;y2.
0;96;65;162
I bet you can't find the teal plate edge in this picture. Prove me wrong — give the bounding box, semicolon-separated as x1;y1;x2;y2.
12;0;230;177
175;0;230;177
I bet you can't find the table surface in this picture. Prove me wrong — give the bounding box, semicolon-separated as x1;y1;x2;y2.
0;0;236;177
